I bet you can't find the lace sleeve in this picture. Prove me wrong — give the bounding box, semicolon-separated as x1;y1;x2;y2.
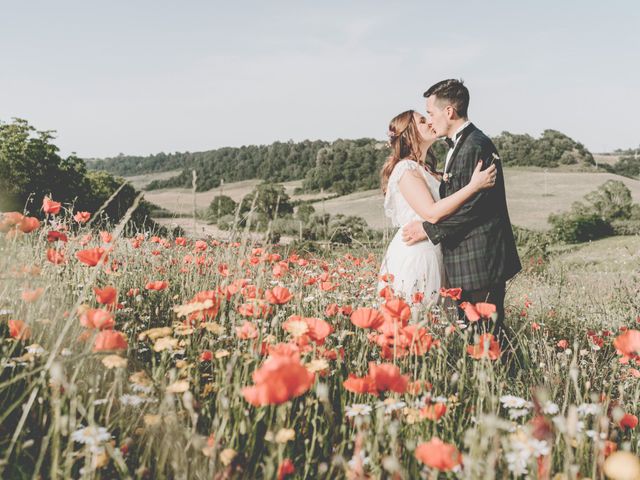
388;159;419;195
383;159;419;222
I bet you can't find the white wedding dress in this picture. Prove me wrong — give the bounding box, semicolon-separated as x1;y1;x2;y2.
378;159;445;304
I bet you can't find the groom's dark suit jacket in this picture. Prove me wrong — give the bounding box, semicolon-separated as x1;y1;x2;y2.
423;123;521;291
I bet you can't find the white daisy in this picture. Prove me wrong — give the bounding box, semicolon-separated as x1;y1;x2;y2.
500;395;532;409
70;426;111;452
345;404;372;418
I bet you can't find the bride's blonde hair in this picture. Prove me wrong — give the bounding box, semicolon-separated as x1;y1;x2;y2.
380;110;437;194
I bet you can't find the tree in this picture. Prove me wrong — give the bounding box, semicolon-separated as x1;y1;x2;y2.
0;118;89;212
207;195;237;222
239;183;294;229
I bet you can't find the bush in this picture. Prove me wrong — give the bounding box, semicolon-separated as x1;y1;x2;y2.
610;219;640;236
206;195;237;223
217;214;236;231
549;212;613;243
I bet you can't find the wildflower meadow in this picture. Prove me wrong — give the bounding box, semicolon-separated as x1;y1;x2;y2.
1;197;639;479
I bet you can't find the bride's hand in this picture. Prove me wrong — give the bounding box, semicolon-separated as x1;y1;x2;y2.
469;161;497;192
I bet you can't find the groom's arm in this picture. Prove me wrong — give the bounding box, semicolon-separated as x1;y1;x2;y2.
422;142;497;245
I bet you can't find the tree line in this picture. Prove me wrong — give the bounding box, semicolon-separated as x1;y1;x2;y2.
87;129;598;195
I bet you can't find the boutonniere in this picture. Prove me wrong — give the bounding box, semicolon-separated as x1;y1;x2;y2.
443;172;454;183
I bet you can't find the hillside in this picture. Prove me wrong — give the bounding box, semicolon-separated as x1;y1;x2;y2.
134;167;640;232
88;130;597;196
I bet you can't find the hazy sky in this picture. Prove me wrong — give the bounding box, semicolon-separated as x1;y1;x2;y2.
1;1;638;158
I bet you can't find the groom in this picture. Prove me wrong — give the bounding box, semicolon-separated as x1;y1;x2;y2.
402;79;521;347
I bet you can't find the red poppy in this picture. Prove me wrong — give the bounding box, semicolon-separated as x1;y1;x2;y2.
277;458;295;480
613;330;640;363
420;403;447;421
619;413;638;429
412;292;425;304
175;237;187;246
350;308;384;329
47;231;68;243
414;437;462;471
236;321;259;339
47;248;66;264
557;339;568;350
466;333;501;360
238;300;272;318
80;308;115;330
324;303;339;317
18;216;40;233
304;317;334;345
94;286;117;305
145;280;169;291
93;330;128;351
439;287;462;301
380;298;411;325
459;302;496;322
98;231;112;243
76;247;108;267
74;211;91;223
8;319;31;340
200;350;214;362
186;290;221;323
42;196;61;215
265;286;294;305
378;285;394;300
242;354;315;406
368;362;409;394
343;374;377;395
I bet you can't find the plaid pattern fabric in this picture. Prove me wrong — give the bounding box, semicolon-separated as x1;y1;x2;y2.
423;124;522;291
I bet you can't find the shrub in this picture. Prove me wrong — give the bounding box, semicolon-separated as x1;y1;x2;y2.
549;212;613;243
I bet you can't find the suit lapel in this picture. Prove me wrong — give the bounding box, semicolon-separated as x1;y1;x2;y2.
444;123;476;174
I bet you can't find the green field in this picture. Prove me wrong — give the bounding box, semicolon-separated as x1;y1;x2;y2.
136;167;640;232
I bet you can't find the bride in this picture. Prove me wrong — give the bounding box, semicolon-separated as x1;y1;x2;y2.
378;109;496;304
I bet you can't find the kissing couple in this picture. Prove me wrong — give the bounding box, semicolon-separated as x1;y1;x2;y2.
377;79;522;346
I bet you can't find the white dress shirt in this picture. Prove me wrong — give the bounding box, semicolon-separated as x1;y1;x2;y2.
444;120;471;172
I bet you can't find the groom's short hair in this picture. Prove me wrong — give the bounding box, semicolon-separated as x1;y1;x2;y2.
423;79;469;118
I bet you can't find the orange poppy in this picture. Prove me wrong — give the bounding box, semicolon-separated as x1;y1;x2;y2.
439;287;462;301
380;298;411;325
93;330;128;352
242;354;315;406
47;231;68;243
76;247;108;267
186;290;221;323
94;286;117;305
368;362;409;394
265;286;294;305
613;330;640;362
343;374;377;395
8;319;31;340
80;308;115;330
420;403;447;421
304;317;334;345
18;216;40;233
99;231;113;243
466;333;501;360
42;196;61;215
414;437;462;471
47;248;66;264
236;321;259;339
145;280;169;291
350;308;384;330
74;211;91;223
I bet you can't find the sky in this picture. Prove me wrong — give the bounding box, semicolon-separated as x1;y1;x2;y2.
1;0;639;158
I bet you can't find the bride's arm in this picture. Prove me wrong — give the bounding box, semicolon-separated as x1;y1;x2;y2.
398;162;496;224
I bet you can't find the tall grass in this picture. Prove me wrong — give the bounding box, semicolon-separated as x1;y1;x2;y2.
0;208;639;479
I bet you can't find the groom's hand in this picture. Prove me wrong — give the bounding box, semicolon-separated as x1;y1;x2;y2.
402;221;428;245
